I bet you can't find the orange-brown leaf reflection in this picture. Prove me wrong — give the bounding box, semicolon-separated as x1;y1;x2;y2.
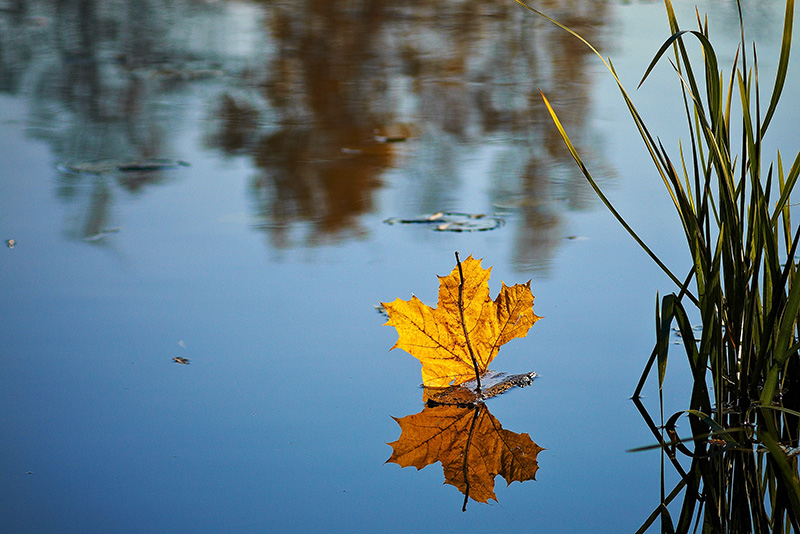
387;403;543;509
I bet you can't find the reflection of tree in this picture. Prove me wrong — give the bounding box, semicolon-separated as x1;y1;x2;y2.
247;0;406;246
0;0;238;245
393;0;614;269
204;0;615;267
4;0;617;259
207;0;407;248
513;0;614;271
387;402;543;510
249;128;393;247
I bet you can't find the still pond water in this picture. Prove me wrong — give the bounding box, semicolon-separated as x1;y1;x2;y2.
1;0;798;532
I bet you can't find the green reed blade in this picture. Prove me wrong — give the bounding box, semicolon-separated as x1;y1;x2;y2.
771;149;800;226
762;0;795;134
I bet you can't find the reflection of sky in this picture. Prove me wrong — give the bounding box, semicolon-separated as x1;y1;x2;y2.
2;1;800;532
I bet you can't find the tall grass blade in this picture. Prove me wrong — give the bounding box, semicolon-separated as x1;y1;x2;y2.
762;0;795;134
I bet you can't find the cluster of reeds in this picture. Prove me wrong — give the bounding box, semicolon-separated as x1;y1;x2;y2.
518;0;800;530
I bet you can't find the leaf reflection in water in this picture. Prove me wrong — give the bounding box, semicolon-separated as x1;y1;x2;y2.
387;403;543;510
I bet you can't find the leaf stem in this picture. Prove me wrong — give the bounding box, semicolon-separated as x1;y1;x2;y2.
455;251;482;392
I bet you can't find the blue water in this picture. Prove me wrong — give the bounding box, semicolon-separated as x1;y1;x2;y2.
1;1;798;532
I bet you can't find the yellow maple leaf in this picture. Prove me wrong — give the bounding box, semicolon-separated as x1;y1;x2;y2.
382;254;541;387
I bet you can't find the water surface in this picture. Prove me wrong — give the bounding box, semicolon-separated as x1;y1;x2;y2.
1;0;798;532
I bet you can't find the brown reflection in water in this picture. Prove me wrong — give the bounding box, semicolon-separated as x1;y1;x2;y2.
205;0;615;266
208;0;407;248
514;157;563;272
251;130;395;247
